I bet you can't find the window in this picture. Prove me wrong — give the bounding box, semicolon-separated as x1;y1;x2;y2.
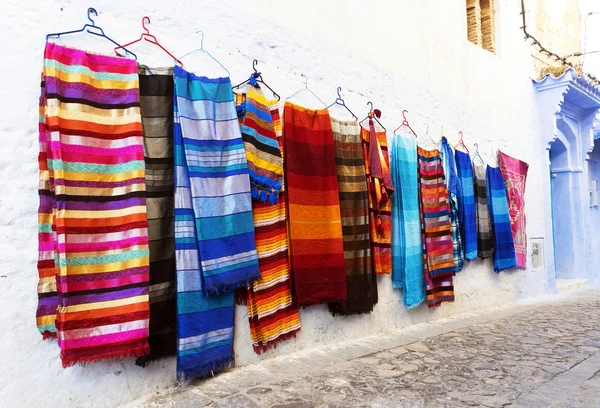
466;0;495;53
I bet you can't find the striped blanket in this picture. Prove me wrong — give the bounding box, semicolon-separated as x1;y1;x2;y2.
240;87;284;204
391;135;425;309
329;118;376;316
37;42;150;366
498;150;528;269
135;66;176;366
455;150;478;261
283;102;347;306
473;164;494;258
440;137;464;273
417;147;455;307
361;120;394;275
173;66;259;379
486;165;517;272
236;91;301;353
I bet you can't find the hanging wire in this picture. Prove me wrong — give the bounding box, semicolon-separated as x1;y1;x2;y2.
520;0;600;88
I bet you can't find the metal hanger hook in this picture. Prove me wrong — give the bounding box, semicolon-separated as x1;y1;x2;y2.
300;73;308;89
142;16;151;35
87;7;98;26
195;30;205;50
474;142;479;152
402;109;409;123
336;87;342;99
253;59;259;73
367;101;373;113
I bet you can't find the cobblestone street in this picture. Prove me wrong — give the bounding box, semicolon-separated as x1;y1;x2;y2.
128;289;600;408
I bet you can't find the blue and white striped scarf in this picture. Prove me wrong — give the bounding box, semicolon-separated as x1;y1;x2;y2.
440;137;464;273
455;150;478;261
486;165;517;272
173;66;260;380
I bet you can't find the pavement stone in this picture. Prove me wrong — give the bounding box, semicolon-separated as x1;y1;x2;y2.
127;288;600;408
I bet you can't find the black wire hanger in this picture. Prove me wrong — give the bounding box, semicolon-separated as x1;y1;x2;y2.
232;59;281;101
326;87;358;121
360;101;386;131
46;8;137;60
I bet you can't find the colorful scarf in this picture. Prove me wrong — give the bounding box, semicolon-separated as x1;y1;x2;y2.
37;42;150;366
173;66;260;379
417;147;455;307
283;102;346;306
455;150;478;261
439;138;464;273
361;120;394;275
236;92;301;353
391;135;425;309
473;164;494;258
498;150;529;269
240;87;284;204
135;66;176;366
329;118;376;316
486;165;517;272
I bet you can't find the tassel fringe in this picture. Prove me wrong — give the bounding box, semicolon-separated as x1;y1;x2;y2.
177;356;235;382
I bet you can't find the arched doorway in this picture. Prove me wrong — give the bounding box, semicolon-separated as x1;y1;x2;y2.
549;137;573;279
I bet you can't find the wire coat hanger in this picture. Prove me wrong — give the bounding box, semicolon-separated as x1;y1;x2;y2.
454;131;470;153
326;87;358;120
232;59;281;101
179;30;230;76
114;16;182;66
360;101;386;131
285;73;327;107
423;124;441;148
46;8;137;59
393;109;418;137
472;143;485;165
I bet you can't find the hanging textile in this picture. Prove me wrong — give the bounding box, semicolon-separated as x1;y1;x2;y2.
173;66;260;379
473;164;494;259
498;150;529;269
439;137;464;273
455;150;478;261
235;89;301;353
240;87;284;204
486;165;517;272
37;42;151;365
390;134;425;309
417;147;455;307
283;102;347;306
135;66;176;366
328;118;376;316
361;120;394;275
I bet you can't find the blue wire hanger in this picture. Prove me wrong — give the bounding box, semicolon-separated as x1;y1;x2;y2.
326;87;357;120
286;73;327;107
46;8;137;60
179;30;230;76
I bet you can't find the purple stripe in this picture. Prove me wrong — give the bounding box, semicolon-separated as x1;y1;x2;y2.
60;286;149;306
45;77;139;103
37;304;59;317
57;196;146;211
37;296;59;308
55;178;146;188
56;266;148;284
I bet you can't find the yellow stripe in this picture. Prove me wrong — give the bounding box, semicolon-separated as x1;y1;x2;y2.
46;104;141;126
58;256;149;276
58;295;149;313
37;315;56;326
62;183;146;197
55;169;145;184
58;205;147;220
246;150;283;176
44;67;138;90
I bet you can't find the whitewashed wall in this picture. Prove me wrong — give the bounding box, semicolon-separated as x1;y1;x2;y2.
0;0;555;407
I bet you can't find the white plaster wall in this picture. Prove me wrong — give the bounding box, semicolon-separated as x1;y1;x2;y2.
0;0;554;407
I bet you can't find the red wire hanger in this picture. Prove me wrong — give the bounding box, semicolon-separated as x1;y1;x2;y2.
393;109;418;138
454;131;470;153
114;16;183;66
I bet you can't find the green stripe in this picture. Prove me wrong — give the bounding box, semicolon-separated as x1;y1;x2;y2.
38;223;53;233
48;159;145;174
44;59;138;82
59;249;149;267
38;324;57;333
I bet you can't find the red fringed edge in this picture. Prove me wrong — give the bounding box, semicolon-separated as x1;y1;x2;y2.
252;329;300;355
61;341;150;368
42;330;57;340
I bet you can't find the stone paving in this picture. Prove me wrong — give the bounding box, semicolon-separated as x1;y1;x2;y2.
128;289;600;408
